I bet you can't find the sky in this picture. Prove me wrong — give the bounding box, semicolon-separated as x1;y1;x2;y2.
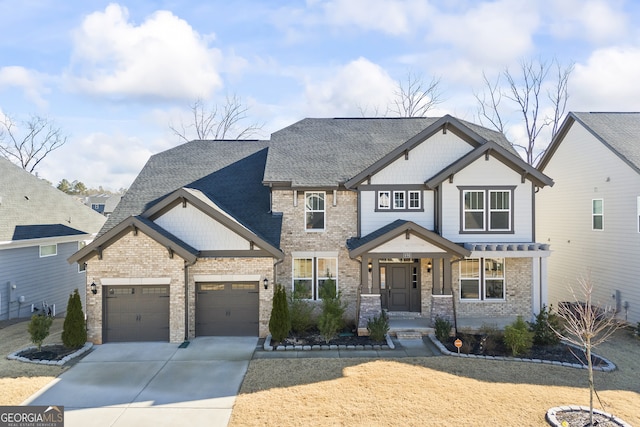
1;0;640;191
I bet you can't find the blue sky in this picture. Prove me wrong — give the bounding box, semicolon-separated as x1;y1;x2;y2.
1;0;640;190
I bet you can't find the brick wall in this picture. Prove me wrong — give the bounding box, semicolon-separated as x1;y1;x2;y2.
271;189;361;322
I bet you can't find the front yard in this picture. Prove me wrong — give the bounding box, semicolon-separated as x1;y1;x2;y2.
230;328;640;427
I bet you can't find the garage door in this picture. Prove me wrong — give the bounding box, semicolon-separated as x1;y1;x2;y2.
104;285;170;342
196;282;259;336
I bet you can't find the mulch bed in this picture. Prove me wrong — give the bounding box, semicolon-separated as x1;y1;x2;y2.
278;328;386;347
443;333;607;366
17;345;80;361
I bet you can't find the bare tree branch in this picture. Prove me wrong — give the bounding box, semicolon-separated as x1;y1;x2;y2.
475;58;573;165
0;114;67;174
169;94;263;142
390;72;442;117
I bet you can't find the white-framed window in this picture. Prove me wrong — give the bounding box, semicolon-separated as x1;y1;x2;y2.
408;190;421;209
292;256;338;300
378;191;390;209
592;199;603;230
376;190;422;211
305;192;325;231
459;258;505;301
39;244;57;258
461;187;513;232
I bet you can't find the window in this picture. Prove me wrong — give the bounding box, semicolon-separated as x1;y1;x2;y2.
460;258;505;301
393;191;405;209
39;244;57;257
408;191;421;209
293;257;337;300
376;190;422;211
461;187;513;232
305;192;325;231
592;199;603;230
378;191;390;209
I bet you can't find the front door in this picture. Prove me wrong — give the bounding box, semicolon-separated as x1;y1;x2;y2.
388;265;411;311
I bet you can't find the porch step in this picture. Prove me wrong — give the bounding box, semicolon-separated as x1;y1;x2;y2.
394;331;424;340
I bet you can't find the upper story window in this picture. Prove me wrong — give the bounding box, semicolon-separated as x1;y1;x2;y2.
305;192;325;231
460;187;514;233
376;190;423;212
39;244;57;257
460;258;505;301
592;199;603;230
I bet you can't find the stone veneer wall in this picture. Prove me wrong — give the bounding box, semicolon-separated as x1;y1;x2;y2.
85;230;186;344
187;257;274;337
271;189;361;322
451;257;533;319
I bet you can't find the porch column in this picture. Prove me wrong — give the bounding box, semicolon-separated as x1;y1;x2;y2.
442;256;452;295
532;257;541;316
540;257;548;308
360;257;370;293
371;257;380;293
432;257;442;295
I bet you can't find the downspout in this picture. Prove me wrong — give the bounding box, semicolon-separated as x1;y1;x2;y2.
184;261;189;343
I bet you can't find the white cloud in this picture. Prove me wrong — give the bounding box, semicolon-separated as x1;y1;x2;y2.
570;46;640;111
426;0;539;64
545;0;629;44
302;57;397;116
67;4;224;101
0;66;49;107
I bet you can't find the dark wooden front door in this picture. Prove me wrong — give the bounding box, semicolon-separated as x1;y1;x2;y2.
104;285;170;342
388;265;411;311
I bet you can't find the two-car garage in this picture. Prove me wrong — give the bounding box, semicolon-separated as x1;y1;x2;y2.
103;281;259;342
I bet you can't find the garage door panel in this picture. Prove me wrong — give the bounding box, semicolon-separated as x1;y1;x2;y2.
105;285;170;342
196;282;259;336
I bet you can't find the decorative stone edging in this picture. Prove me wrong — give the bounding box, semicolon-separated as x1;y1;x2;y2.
546;406;632;427
263;334;395;351
427;334;616;372
7;342;93;366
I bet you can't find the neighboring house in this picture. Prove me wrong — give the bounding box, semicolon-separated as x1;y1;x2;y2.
0;157;106;321
84;194;122;217
537;112;640;325
70;115;553;344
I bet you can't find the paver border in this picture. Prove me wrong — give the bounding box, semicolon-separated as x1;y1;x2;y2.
7;342;93;366
263;334;395;351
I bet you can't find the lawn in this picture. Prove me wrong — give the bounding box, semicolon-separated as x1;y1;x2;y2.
230;328;640;427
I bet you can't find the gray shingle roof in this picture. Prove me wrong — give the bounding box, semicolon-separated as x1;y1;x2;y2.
264;117;516;187
101;140;282;248
571;112;640;173
0;157;106;242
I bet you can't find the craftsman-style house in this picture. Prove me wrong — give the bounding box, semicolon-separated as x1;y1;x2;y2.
70;115;553;343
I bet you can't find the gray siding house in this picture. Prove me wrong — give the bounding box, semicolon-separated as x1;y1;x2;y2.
71;116;554;344
537;112;640;325
0;157;106;320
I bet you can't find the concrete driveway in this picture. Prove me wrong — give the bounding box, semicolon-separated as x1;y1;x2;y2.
23;337;258;427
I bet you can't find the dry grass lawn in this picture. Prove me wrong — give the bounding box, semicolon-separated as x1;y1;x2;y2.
231;328;640;427
0;318;67;405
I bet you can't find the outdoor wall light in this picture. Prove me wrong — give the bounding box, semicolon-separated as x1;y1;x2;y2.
427;261;432;273
368;262;372;273
263;278;269;290
90;281;97;294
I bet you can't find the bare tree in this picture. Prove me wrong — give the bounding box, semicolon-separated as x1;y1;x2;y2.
170;94;263;142
390;72;443;117
0;114;67;173
553;277;621;426
475;58;574;165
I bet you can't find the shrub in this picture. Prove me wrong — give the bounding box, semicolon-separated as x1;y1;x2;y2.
478;323;503;354
28;314;53;351
367;311;389;342
62;289;87;348
317;277;346;343
529;304;563;346
269;284;291;342
289;288;315;334
503;316;534;356
434;317;452;342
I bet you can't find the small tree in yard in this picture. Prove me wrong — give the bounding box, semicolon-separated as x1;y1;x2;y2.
503;316;534;356
62;289;87;348
553;277;621;427
317;277;346;343
269;284;290;342
28;314;53;351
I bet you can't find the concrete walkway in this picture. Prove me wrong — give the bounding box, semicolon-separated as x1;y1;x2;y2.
23;337;258;427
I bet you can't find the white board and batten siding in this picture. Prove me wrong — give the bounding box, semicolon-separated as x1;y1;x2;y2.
537;122;640;324
440;155;534;243
360;190;434;236
154;203;256;251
